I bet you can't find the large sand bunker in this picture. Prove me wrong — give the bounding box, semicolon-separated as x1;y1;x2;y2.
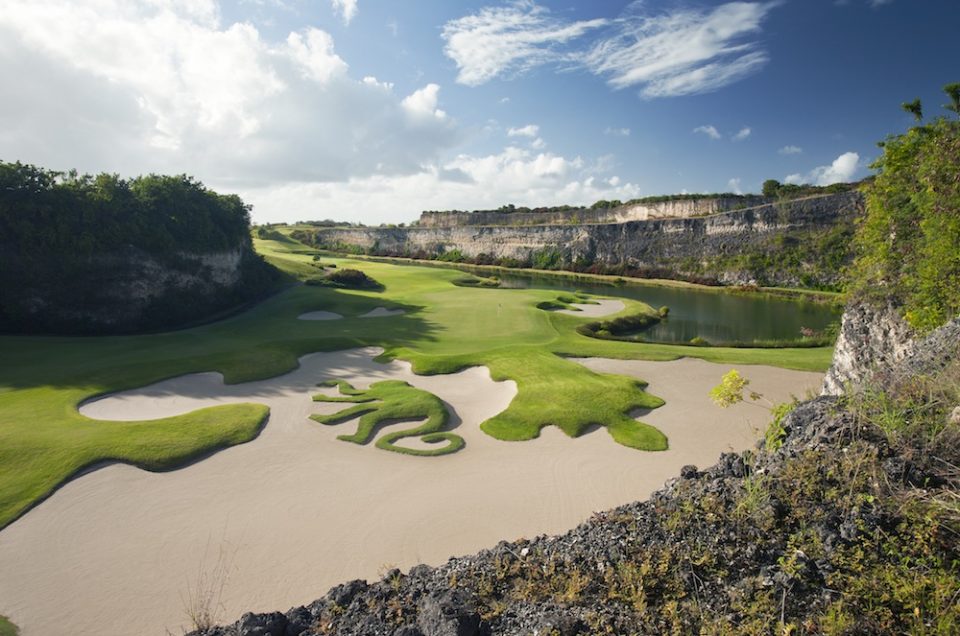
0;350;822;636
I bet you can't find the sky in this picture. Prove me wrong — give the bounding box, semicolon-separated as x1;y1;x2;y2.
1;0;957;225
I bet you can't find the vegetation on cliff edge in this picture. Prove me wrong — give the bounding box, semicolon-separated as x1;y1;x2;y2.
848;88;960;332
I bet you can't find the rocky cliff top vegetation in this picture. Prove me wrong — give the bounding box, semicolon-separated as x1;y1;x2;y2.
0;160;280;333
847;88;960;332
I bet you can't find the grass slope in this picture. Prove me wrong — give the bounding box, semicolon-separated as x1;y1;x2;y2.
0;232;831;529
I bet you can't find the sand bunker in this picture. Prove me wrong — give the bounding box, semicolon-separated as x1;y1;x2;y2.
557;299;625;317
297;310;344;321
360;307;405;318
297;311;344;321
0;350;822;636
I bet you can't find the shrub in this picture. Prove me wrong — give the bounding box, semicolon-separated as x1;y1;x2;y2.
307;268;382;290
576;312;661;340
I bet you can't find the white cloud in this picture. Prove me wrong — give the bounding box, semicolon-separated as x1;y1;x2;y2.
441;0;607;86
284;28;348;83
442;1;777;98
580;2;777;98
0;0;458;188
693;125;722;140
785;152;860;186
242;146;642;223
732;126;751;141
507;124;539;137
778;145;803;155
604;127;630;137
331;0;358;25
530;137;546;150
727;177;743;194
401;83;447;120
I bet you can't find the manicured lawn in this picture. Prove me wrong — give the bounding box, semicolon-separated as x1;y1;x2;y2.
0;234;833;529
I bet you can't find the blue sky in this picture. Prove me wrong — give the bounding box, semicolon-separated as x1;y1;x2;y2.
0;1;957;224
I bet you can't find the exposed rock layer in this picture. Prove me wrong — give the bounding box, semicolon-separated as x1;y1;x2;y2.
308;193;862;288
823;303;960;395
1;242;277;334
418;196;770;228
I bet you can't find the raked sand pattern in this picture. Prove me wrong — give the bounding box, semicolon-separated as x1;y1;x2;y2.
0;348;822;636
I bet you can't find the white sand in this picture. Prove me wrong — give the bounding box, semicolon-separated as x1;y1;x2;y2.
556;299;624;317
297;311;343;321
360;307;405;318
0;350;822;636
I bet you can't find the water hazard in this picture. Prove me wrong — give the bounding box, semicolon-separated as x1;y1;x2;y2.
486;271;841;345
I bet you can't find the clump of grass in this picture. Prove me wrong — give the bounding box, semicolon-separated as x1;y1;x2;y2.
180;537;238;633
305;268;383;290
311;380;464;456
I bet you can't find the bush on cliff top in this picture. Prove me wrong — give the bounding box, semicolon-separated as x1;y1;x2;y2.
849;100;960;332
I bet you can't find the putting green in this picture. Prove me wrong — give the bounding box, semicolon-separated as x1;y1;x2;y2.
0;233;833;529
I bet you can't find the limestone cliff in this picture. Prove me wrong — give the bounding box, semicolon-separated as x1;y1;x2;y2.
418;196;770;228
303;192;862;288
823;302;960;395
2;242;279;334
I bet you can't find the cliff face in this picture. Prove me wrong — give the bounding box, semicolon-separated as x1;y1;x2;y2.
308;192;862;288
2;241;278;334
823;302;960;395
418;196;770;228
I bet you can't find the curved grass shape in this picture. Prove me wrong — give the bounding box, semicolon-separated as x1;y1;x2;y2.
311;380;463;456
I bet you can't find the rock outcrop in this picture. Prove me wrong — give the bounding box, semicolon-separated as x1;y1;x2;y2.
2;242;279;334
822;302;960;395
418;196;770;228
305;192;862;288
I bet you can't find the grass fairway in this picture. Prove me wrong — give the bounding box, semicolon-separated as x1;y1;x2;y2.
0;233;832;529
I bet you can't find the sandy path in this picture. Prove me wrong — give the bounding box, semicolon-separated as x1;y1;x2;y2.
0;350;822;636
557;299;624;317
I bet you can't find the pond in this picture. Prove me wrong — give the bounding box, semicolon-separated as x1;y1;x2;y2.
482;270;842;346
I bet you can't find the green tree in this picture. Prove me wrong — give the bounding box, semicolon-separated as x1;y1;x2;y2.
944;82;960;117
762;179;781;198
901;98;923;122
848;115;960;331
